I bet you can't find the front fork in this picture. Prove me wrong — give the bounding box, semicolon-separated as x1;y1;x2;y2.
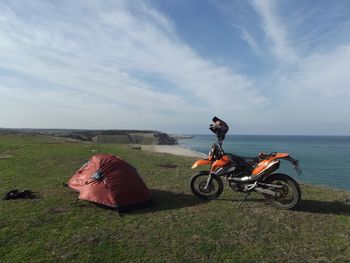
204;173;214;190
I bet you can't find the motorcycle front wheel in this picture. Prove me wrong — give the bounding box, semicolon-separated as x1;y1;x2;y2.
190;171;223;200
263;173;301;210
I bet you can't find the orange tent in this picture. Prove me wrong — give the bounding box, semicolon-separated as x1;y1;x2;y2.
68;154;152;212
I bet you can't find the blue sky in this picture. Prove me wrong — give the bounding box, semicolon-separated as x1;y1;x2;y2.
1;0;350;135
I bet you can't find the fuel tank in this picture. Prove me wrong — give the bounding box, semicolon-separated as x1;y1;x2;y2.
211;155;231;172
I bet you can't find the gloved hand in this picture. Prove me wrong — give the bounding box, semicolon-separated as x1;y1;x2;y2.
258;152;268;159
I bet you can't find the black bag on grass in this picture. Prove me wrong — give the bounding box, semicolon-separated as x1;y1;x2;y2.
2;189;37;200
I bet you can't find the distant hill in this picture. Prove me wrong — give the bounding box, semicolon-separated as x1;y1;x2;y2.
0;128;177;145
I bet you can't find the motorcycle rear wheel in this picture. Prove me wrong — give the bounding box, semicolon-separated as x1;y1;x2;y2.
190;171;223;200
263;173;301;210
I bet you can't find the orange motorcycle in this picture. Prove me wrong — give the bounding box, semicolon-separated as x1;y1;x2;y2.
190;117;302;209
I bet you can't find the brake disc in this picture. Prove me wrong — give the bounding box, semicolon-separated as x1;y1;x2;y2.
199;181;214;193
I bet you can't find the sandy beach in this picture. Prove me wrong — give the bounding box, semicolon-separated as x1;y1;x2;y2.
141;145;206;158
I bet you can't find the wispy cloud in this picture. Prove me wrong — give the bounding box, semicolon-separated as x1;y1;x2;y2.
1;0;349;134
231;23;263;59
0;0;267;131
213;0;350;134
249;0;297;63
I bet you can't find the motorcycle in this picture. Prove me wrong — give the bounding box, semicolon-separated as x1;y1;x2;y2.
190;117;302;209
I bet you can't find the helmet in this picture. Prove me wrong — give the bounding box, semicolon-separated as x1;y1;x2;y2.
209;116;229;140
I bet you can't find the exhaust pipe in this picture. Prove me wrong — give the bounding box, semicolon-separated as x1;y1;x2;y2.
229;174;261;183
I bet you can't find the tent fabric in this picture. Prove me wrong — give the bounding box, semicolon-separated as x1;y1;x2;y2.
68;154;152;211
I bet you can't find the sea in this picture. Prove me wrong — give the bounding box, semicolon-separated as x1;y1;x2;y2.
179;135;350;192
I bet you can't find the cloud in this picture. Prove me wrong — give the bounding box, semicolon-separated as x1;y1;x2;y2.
0;0;268;131
249;0;297;63
214;0;350;134
1;0;349;134
284;44;350;114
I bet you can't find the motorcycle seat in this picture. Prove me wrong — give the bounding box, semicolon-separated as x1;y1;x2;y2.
227;153;259;167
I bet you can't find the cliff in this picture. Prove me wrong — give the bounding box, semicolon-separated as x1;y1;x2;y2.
0;128;177;145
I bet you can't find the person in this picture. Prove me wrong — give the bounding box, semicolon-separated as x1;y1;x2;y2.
210;116;266;162
210;116;229;141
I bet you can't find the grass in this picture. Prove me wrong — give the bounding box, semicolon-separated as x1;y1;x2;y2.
0;134;350;262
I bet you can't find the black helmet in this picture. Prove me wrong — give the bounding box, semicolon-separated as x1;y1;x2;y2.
209;116;229;140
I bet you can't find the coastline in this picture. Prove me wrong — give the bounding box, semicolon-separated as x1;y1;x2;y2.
141;145;350;195
141;144;206;158
140;144;350;194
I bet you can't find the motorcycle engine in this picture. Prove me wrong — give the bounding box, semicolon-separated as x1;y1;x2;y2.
228;181;245;191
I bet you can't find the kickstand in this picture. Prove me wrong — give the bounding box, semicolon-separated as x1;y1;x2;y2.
237;192;251;209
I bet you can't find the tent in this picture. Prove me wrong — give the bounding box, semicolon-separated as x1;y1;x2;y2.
68;154;152;212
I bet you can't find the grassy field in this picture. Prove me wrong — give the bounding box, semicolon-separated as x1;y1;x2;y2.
0;134;350;262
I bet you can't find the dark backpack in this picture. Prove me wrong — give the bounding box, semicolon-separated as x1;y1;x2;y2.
2;189;37;200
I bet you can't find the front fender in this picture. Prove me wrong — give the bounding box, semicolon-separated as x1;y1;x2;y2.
191;159;212;169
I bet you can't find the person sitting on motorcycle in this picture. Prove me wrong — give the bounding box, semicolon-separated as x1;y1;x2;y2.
210;116;262;175
210;116;267;164
210;116;229;141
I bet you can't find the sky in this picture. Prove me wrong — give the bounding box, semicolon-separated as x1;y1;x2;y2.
1;0;350;135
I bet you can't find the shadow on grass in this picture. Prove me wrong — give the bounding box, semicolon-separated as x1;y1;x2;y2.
77;190;350;215
131;189;206;213
215;196;350;215
76;189;206;214
295;199;350;215
215;197;265;202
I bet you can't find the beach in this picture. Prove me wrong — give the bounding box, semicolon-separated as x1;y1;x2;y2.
141;145;206;158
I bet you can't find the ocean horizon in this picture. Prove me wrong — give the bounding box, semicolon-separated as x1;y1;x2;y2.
179;134;350;191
